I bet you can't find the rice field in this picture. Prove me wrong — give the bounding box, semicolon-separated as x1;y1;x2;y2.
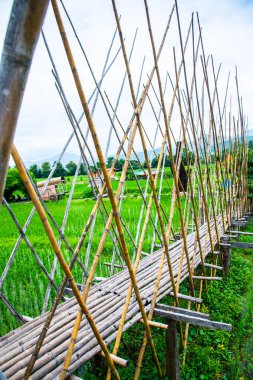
0;176;186;336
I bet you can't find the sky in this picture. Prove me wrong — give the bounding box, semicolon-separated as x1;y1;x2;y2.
0;0;253;166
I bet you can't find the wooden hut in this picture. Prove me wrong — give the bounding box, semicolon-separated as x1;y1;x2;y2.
37;177;66;201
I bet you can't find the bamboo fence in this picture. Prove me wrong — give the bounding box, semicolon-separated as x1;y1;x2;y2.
0;0;248;379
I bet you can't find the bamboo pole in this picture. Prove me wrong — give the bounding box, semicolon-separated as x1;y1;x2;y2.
106;3;185;379
174;5;219;267
11;145;120;380
23;8;173;378
133;6;203;377
50;1;164;377
2;198;61;298
0;0;49;203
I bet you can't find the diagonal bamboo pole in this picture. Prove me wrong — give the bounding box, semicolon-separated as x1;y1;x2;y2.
3;197;61;297
142;0;196;299
191;55;221;252
173;48;207;284
195;15;228;231
50;30;131;271
107;3;204;378
55;86;127;269
0;290;25;325
0;43;122;292
51;0;164;377
111;0;182;333
11;145;120;380
175;6;220;263
25;11;173;377
133;10;204;378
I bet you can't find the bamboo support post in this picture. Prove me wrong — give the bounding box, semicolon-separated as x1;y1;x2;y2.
0;0;49;202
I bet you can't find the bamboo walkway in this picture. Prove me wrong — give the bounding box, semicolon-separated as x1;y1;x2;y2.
0;216;223;379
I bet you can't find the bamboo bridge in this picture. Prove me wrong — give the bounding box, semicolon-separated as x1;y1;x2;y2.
0;1;249;379
0;216;232;379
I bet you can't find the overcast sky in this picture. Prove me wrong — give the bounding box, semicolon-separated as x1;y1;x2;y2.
1;0;253;166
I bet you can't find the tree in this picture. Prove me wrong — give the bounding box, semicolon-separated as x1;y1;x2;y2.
29;164;42;178
115;158;125;171
129;160;141;170
65;161;77;176
53;162;66;177
4;167;36;201
41;162;51;178
79;163;87;175
151;155;159;168
164;155;171;167
249;140;253;150
150;153;171;168
106;156;114;168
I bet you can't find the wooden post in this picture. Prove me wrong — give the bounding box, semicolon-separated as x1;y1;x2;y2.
221;235;231;276
166;320;180;380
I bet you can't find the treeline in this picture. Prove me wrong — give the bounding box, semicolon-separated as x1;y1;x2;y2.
29;150;195;179
29;161;87;178
29;157;143;178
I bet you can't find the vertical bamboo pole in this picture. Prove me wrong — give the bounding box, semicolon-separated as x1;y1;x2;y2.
0;0;49;203
142;0;197;298
175;5;219;267
107;19;194;380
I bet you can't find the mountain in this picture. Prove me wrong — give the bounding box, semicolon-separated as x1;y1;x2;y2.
25;152;81;168
24;147;170;168
247;129;253;140
24;130;253;168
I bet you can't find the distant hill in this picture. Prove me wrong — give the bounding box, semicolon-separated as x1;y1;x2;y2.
24;147;168;168
25;152;81;168
25;130;253;168
248;129;253;140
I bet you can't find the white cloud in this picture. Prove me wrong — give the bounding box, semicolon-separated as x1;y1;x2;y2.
1;0;252;165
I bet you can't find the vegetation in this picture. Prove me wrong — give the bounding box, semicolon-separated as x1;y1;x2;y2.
28;156;142;179
0;188;182;335
26;150;195;180
0;145;251;378
0;182;252;378
79;230;253;380
4;167;36;201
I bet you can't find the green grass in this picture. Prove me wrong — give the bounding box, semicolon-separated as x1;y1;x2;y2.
75;226;253;379
1;175;251;379
0;177;185;336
